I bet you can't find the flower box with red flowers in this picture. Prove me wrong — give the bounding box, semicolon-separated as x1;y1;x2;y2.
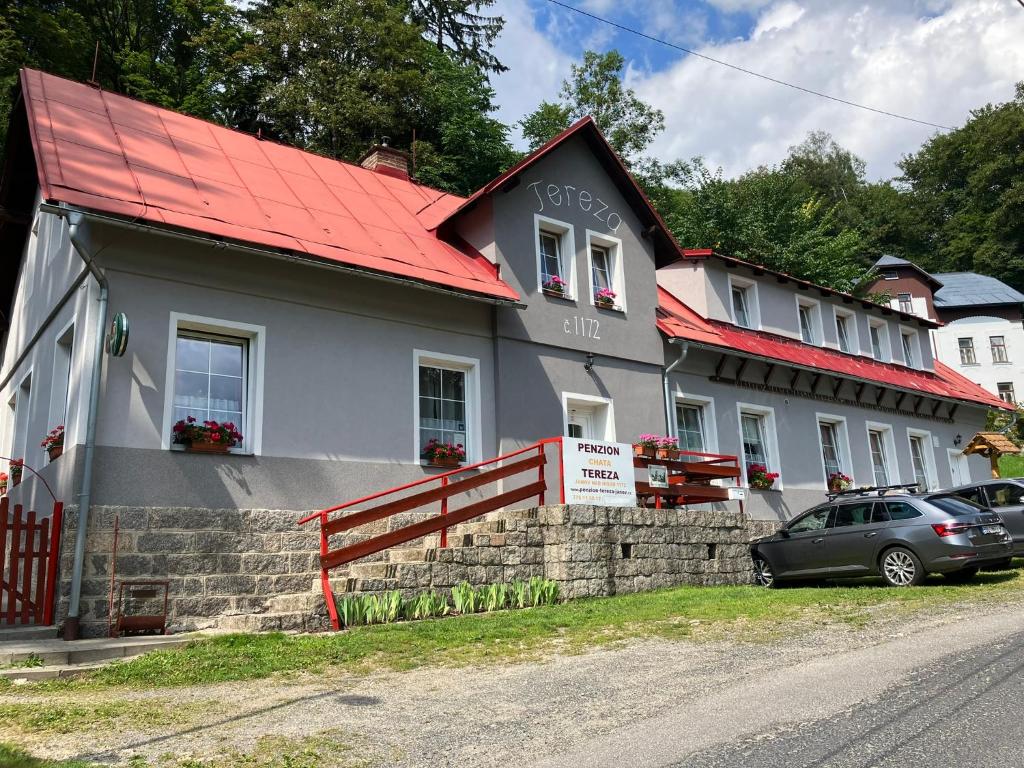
541;276;571;299
828;472;853;493
633;434;661;458
594;288;621;311
172;417;243;455
422;439;465;468
41;425;64;462
9;459;23;487
0;472;8;495
747;463;779;490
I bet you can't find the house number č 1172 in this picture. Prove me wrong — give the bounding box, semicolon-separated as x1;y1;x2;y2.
564;316;601;340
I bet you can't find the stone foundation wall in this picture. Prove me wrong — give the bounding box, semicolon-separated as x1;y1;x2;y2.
57;506;332;637
58;504;781;637
393;506;781;600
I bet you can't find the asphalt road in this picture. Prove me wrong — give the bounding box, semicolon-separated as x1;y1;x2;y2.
680;629;1024;768
529;609;1024;768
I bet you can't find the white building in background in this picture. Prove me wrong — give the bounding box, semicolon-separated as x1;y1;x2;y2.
867;256;1024;407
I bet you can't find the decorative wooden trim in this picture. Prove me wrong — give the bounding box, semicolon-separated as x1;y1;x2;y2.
763;363;775;387
714;355;728;379
734;358;749;382
709;377;955;423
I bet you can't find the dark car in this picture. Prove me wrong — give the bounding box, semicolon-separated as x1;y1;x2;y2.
945;478;1024;557
751;487;1012;588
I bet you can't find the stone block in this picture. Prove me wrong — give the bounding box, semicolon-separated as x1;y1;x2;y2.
136;531;196;554
205;574;257;596
241;552;285;574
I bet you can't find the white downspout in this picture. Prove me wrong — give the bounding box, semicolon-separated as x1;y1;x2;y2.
663;340;689;436
63;212;109;640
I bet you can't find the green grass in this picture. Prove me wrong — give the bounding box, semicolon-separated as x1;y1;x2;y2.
998;454;1024;477
0;743;97;767
0;699;209;734
13;562;1022;692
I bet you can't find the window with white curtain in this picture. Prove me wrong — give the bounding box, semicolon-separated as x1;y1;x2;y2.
676;403;706;453
173;332;246;435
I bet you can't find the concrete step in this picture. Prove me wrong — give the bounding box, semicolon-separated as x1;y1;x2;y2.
348;562;398;580
0;625;57;643
0;634;192;667
387;547;430;563
329;576;399;595
0;661;109;682
265;592;324;614
218;612;326;633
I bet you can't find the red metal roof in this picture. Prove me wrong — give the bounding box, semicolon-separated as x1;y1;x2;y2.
657;287;1010;410
18;69;518;302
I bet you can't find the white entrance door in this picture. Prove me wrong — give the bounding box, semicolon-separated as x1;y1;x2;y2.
948;449;971;486
567;407;596;440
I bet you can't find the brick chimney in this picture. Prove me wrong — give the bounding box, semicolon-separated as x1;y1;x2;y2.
358;137;410;180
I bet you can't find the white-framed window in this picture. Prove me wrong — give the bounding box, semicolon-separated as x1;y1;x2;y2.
958;337;977;365
534;214;576;299
865;422;897;488
990;335;1009;364
882;271;898;281
48;322;75;440
162;313;265;454
998;382;1016;405
868;319;890;361
585;230;625;311
561;392;615;442
414;350;482;463
11;372;32;464
728;276;759;329
833;308;857;354
907;428;938;491
900;327;920;368
674;394;717;455
796;297;823;345
897;293;913;314
737;403;781;488
816;413;853;486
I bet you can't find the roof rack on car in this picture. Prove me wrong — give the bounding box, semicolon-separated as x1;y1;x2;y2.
826;483;920;500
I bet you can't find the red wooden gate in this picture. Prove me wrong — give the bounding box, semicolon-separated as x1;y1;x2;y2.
0;497;63;625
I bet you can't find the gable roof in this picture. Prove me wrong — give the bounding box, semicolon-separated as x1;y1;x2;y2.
871;255;943;290
14;68;518;302
435;117;683;267
657;286;1011;411
932;272;1024;308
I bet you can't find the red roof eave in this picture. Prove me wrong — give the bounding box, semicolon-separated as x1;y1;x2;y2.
657;288;1009;411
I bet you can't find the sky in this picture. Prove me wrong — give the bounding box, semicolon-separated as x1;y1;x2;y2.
487;0;1024;180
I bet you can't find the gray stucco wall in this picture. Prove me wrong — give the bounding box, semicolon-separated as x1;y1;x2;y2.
697;259;935;369
669;346;989;521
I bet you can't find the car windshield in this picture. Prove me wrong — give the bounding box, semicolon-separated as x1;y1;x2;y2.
927;494;986;517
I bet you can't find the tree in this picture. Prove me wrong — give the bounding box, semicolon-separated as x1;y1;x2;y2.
410;0;505;74
520;50;664;166
895;83;1024;291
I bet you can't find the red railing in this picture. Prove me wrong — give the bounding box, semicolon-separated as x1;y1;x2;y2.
633;448;742;510
0;497;63;625
299;438;563;630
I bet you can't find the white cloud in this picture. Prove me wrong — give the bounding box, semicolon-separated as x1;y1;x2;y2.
492;0;1024;180
490;0;576;143
631;0;1024;179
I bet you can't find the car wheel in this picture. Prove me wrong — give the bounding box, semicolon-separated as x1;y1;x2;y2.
945;567;978;583
752;556;778;588
880;547;925;587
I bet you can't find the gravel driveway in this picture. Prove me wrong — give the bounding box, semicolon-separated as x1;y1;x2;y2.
12;599;1024;767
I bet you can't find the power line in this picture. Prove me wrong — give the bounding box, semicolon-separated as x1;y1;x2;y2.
544;0;953;131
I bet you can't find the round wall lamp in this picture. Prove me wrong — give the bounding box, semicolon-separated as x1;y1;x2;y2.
584;352;595;373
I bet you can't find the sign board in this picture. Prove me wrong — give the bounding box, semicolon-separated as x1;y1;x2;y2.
562;437;638;507
648;464;669;489
728;487;749;502
107;312;129;357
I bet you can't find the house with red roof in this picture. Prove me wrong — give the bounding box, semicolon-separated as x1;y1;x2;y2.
0;69;1007;635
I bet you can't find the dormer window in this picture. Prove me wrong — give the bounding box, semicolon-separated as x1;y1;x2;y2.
732;287;750;327
901;329;919;368
897;293;913;314
868;319;889;361
883;271;898;280
728;276;759;329
796;298;822;346
834;309;857;355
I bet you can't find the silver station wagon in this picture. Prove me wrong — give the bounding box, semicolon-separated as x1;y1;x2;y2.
751;486;1013;587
